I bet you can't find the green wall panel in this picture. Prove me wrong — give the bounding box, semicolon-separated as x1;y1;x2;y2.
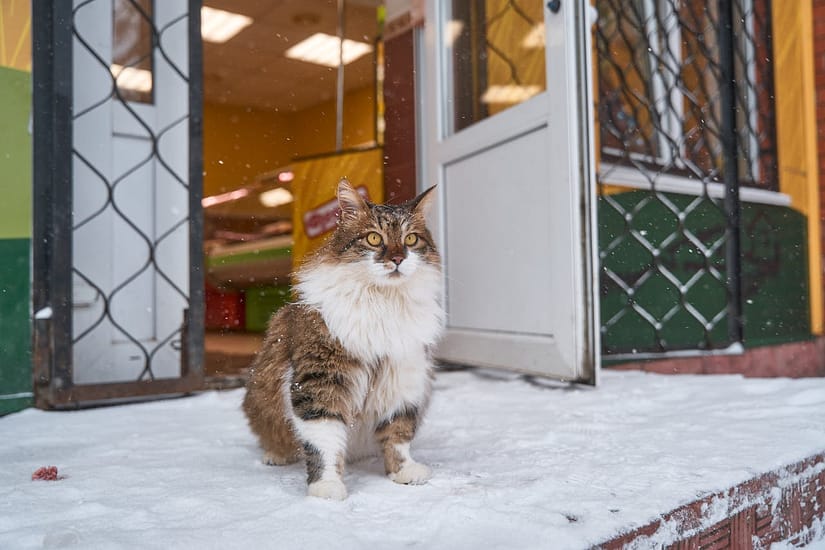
739;203;810;346
0;66;32;239
600;191;810;356
0;238;31;415
0;64;32;415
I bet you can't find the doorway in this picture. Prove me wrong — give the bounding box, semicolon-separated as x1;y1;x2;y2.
32;0;204;407
200;1;386;384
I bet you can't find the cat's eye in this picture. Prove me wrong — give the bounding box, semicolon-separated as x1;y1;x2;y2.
404;233;419;247
366;232;383;246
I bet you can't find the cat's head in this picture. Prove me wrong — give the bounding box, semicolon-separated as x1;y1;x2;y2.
318;178;440;286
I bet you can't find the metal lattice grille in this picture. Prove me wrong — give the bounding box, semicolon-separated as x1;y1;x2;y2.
70;0;194;384
595;0;776;356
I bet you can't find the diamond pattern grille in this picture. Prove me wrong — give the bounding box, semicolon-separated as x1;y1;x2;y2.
70;0;193;383
595;0;776;355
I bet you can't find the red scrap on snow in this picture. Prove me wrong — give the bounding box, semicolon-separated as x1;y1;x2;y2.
31;466;61;481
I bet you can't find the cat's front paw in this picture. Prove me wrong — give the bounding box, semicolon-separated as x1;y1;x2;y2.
389;462;432;485
262;450;299;466
307;479;348;500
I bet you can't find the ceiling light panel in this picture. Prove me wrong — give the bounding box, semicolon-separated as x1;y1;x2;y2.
201;6;253;44
110;64;152;93
481;85;542;105
522;23;545;49
285;32;373;67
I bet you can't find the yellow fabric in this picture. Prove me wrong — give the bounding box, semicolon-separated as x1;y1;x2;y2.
772;1;822;333
290;148;384;268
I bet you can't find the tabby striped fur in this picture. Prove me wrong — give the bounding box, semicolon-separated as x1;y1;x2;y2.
243;179;444;499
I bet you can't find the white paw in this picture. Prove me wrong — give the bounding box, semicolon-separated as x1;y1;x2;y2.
262;451;296;466
389;462;432;485
307;479;348;500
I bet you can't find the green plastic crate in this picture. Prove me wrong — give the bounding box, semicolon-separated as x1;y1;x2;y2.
244;285;292;332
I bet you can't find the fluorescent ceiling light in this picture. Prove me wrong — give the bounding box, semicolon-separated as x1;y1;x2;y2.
110;64;152;93
202;188;250;208
285;33;373;67
522;23;545;49
481;85;542;104
259;187;294;208
444;20;464;47
201;6;253;44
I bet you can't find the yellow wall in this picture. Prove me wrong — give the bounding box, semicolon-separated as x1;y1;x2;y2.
288;85;377;157
203;86;377;197
772;0;822;333
203;103;297;197
0;0;30;71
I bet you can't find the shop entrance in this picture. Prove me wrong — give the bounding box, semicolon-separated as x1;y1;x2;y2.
33;0;601;406
200;1;387;383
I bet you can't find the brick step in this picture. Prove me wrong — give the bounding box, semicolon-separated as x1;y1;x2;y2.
594;453;825;549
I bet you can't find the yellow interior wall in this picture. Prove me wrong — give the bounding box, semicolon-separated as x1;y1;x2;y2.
287;85;377;157
203;86;377;197
772;0;823;334
202;103;297;197
0;0;31;71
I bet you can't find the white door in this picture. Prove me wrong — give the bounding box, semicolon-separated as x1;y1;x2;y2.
422;1;599;382
72;0;191;384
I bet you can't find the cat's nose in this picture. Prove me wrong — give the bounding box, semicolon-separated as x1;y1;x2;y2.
391;255;405;266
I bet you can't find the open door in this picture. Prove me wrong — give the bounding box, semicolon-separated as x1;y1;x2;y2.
421;1;599;382
32;0;203;407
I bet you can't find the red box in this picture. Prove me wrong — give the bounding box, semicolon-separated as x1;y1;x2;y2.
205;283;245;330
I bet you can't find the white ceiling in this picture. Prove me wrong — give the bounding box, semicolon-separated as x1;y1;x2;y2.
203;0;383;112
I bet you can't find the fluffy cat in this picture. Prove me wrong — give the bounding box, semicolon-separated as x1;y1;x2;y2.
243;179;444;500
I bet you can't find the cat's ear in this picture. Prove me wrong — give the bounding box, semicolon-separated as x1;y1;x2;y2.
409;185;438;216
337;178;368;221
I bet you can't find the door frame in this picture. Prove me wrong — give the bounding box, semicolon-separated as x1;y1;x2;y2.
416;2;600;383
31;0;205;408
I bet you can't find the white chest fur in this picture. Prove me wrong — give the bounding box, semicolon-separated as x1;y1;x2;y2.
347;351;433;460
296;260;443;461
295;260;445;364
365;351;432;417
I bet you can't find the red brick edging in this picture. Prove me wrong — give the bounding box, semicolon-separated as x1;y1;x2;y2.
594;453;825;549
610;338;825;378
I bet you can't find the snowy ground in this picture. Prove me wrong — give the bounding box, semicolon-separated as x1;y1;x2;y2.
2;368;825;549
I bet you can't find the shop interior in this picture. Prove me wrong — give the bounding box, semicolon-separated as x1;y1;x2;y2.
200;0;386;382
